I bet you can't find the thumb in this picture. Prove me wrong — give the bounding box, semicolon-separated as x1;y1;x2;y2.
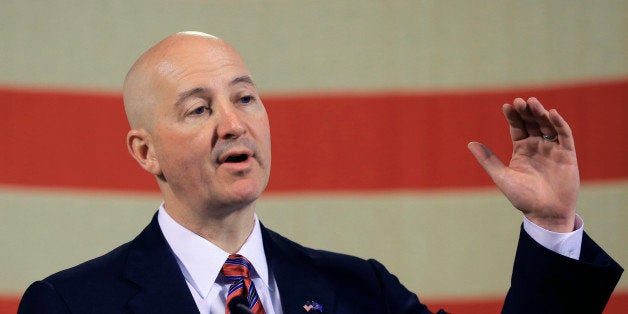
467;142;506;183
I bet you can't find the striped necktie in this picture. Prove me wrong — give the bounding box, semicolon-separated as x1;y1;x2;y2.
222;254;266;314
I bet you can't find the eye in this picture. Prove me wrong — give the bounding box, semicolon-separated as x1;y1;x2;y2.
191;106;209;115
240;95;253;104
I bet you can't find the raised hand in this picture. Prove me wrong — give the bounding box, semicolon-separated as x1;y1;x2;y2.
468;97;579;232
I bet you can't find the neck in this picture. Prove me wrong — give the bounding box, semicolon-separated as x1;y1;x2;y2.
163;199;257;254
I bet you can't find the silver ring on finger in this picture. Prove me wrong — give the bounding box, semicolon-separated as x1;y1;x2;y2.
542;134;558;142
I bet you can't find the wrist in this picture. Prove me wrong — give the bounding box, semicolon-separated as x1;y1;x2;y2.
523;214;584;259
526;213;577;233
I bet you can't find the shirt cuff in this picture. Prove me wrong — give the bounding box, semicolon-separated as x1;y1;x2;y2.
522;214;584;260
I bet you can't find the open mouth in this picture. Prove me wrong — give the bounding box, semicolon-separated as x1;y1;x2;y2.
224;154;249;163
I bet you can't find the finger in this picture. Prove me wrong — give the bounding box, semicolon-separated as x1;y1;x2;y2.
467;142;506;184
503;103;528;141
549;109;576;151
513;98;542;136
527;97;557;140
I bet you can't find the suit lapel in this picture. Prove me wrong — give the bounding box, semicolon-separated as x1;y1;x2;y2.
261;225;335;313
124;214;200;314
120;215;334;313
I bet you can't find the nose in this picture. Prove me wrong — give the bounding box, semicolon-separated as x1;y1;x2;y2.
216;101;246;140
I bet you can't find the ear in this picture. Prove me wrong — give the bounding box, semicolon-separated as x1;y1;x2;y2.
127;129;162;176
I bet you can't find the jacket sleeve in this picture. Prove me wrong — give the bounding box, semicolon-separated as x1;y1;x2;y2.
502;227;623;313
18;280;71;314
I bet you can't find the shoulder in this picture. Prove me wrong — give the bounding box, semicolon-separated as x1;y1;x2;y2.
262;225;374;270
17;214;168;314
18;240;138;313
45;240;133;288
37;239;135;292
35;213;164;292
261;226;430;313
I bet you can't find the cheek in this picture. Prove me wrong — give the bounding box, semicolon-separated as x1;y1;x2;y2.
256;114;272;152
155;132;211;176
256;122;272;163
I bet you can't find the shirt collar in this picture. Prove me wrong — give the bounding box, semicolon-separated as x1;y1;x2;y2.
157;203;270;299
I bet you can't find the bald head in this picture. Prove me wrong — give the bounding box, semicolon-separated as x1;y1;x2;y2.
123;32;247;131
123;31;271;223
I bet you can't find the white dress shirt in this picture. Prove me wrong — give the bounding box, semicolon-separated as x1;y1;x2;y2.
158;203;584;313
158;205;283;314
523;214;584;260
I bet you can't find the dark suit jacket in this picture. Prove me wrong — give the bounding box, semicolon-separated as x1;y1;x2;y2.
18;213;623;314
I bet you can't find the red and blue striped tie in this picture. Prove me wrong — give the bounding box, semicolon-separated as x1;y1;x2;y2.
222;254;265;314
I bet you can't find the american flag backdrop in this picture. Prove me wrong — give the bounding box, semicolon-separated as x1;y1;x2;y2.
1;1;626;313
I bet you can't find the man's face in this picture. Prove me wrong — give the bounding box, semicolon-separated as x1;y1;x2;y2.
147;38;271;212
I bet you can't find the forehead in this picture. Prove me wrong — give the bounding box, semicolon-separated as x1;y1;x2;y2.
144;36;254;104
152;37;252;94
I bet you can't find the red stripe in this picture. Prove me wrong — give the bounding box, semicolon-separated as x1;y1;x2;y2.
1;80;626;192
423;290;628;313
0;296;18;314
3;291;628;313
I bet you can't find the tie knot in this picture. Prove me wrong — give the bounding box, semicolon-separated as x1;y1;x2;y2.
222;254;265;314
222;254;252;281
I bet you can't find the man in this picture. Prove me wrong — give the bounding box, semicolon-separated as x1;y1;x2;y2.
18;32;622;313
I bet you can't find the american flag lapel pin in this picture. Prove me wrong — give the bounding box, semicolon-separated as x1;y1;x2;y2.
303;300;323;312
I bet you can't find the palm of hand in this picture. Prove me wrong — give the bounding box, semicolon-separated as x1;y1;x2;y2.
502;137;579;223
469;97;580;232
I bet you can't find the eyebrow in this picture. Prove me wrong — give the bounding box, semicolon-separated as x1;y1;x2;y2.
174;87;206;107
230;75;256;88
174;75;257;107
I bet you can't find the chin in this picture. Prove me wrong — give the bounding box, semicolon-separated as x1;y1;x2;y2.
227;180;266;206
